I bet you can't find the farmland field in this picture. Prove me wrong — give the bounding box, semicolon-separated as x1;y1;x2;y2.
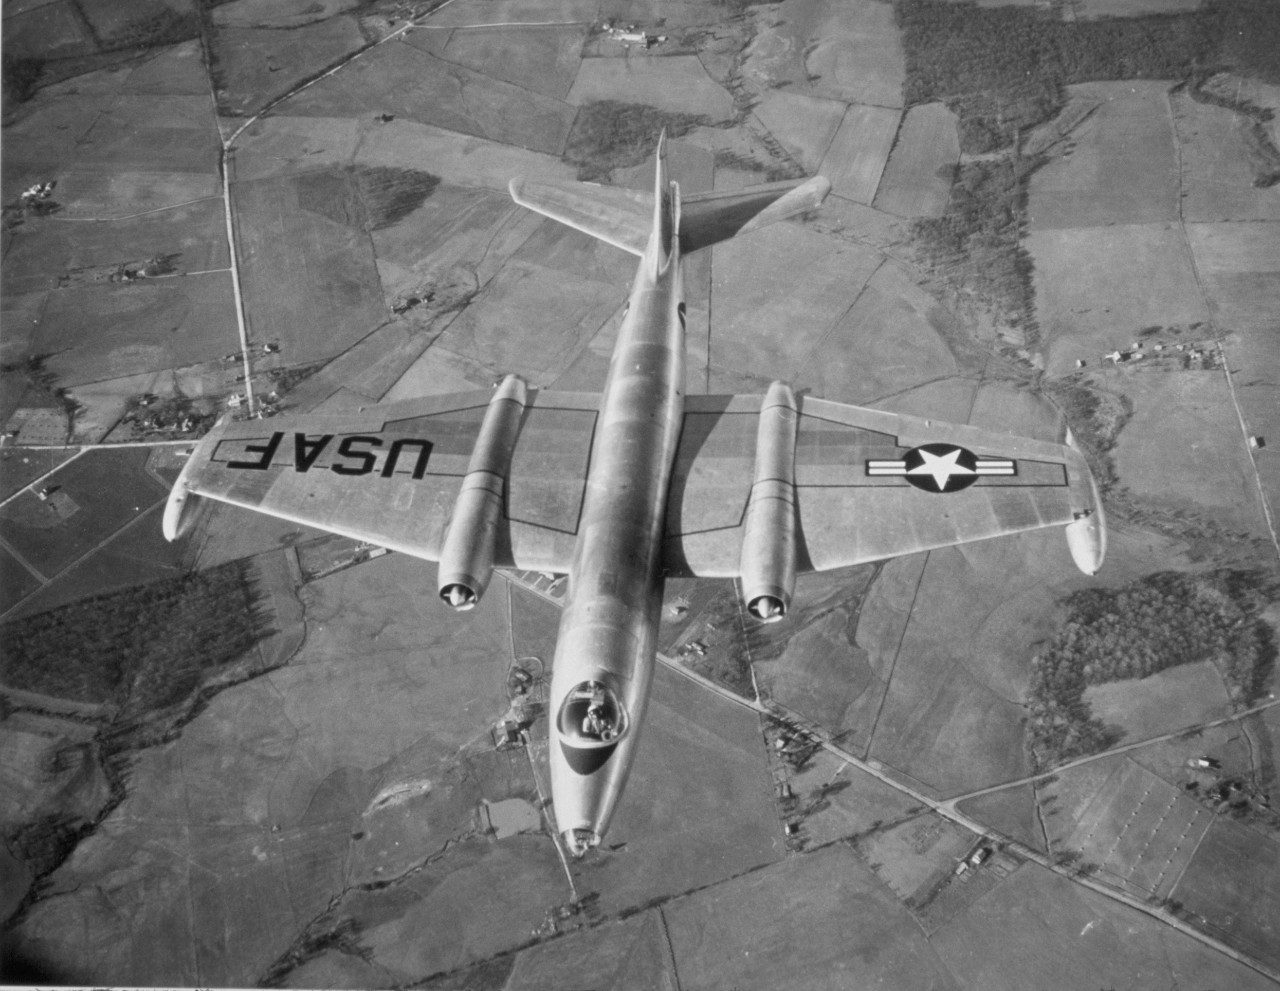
803;0;904;109
1083;661;1232;742
1172;817;1280;971
751;90;848;174
955;784;1046;851
1173;92;1280;224
566;56;735;121
1112;369;1271;545
231;173;387;366
1026;82;1180;231
211;17;366;115
665;842;955;990
873;102;959;219
1028;224;1209;376
283;43;576;156
0;449;166;578
31;273;239;385
819;104;901;205
930;862;1277;990
435;26;587;101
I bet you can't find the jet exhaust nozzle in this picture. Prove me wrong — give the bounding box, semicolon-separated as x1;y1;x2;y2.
747;594;787;623
440;583;478;611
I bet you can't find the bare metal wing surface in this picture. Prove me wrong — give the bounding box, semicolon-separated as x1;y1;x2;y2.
662;392;1105;580
165;383;599;575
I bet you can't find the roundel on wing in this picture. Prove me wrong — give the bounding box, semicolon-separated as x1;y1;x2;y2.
903;443;980;493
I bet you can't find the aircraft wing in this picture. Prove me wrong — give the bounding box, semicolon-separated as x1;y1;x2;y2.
167;388;601;572
662;393;1105;577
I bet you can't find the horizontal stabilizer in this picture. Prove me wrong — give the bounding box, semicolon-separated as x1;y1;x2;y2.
679;176;831;253
509;178;650;256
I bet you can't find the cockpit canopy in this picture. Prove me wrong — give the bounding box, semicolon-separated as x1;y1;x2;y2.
557;680;628;746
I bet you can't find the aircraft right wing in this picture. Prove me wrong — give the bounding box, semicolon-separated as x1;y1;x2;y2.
662;392;1106;578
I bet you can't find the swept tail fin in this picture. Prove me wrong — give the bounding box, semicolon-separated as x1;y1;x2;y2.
509;138;829;257
647;130;679;276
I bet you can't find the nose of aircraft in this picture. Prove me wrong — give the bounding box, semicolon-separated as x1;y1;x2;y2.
563;827;601;857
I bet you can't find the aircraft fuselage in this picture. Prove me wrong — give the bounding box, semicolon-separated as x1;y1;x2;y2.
548;205;685;856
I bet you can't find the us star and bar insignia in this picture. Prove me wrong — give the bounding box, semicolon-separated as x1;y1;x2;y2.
866;443;1016;493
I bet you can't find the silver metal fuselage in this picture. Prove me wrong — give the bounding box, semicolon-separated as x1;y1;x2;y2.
547;223;684;855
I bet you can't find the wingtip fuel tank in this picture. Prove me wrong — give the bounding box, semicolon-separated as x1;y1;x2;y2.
1063;427;1107;575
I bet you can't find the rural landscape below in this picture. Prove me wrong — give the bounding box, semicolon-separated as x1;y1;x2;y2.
2;0;1279;987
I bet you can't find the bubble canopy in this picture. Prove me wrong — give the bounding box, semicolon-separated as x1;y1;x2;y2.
557;680;629;747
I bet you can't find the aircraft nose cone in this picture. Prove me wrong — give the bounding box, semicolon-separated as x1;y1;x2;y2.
563;828;601;858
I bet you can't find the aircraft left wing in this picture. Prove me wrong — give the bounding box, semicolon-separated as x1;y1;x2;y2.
662;392;1105;578
164;384;601;573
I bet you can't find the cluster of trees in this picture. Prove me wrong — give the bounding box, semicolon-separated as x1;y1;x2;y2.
1026;570;1277;767
354;166;442;231
0;561;268;716
896;0;1248;153
913;159;1038;331
564;101;705;181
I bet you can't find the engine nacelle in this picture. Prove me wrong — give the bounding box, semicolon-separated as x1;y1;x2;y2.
437;375;528;610
739;381;799;623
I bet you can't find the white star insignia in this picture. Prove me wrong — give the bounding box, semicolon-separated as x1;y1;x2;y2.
906;447;975;491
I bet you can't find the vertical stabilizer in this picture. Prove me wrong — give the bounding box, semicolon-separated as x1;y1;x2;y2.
648;131;679;276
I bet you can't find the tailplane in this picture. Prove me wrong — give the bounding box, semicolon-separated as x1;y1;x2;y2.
509;137;830;257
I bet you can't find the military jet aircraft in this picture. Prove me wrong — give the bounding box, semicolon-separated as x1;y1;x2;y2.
164;135;1105;856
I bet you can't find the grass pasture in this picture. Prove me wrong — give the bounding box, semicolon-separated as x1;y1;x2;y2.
504;910;671;990
930;862;1278;990
70;97;219;174
1045;757;1210;900
804;0;905;109
436;25;588;101
792;259;961;405
433;259;618;386
2;0;94;60
750;90;847;175
749;568;879;734
861;813;974;903
53;170;220;220
819;105;901;205
1111;370;1270;545
283;43;576;156
1083;661;1231;741
873;102;959;219
1026;82;1180;231
0;546;43;614
665;843;956;990
3;196;227;296
708;223;881;389
566;55;734;121
1172;817;1280;970
0;448;166;581
956;783;1046;851
119;39;209;95
32;272;238;386
210;17;366;116
232;173;386;367
785;749;923;846
866;539;1086;797
1028;224;1209;376
1174;91;1280;223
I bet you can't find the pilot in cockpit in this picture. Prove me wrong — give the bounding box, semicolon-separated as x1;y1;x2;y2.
583;702;614;740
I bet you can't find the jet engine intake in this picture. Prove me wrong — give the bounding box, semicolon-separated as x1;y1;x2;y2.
739;381;799;623
437;375;528;610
